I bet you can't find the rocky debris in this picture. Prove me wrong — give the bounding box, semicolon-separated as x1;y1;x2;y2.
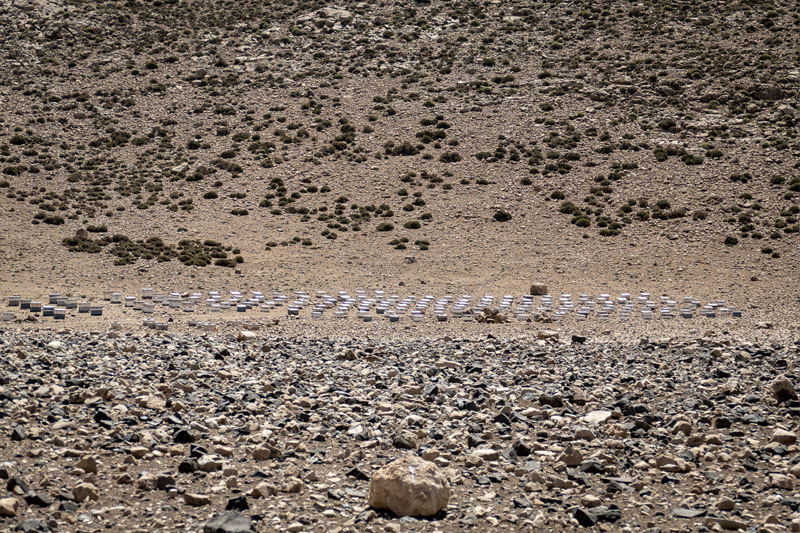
475;308;507;324
368;455;450;517
0;331;798;531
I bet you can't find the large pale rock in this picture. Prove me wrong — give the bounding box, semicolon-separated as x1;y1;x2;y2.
368;455;450;517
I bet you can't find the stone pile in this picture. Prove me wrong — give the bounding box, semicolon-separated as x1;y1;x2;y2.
0;329;798;531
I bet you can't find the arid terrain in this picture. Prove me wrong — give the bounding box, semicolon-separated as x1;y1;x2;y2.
0;0;799;531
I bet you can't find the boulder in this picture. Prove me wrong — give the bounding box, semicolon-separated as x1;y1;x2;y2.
529;283;548;296
368;455;450;517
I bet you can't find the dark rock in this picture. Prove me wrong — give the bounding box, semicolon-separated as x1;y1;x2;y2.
574;507;597;527
15;519;50;532
513;497;532;508
345;467;369;481
178;458;198;474
156;474;175;490
493;412;511;426
59;501;78;512
173;428;194;444
190;444;208;458
580;460;605;474
24;490;53;507
467;435;485;448
714;417;732;429
7;477;30;494
10;426;25;441
539;393;563;408
593;505;621;523
225;496;249;511
512;440;531;457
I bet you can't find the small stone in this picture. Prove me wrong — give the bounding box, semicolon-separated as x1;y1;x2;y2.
282;477;304;493
582;410;612;425
772;376;798;403
184;492;211;506
704;517;749;530
536;330;558;341
237;331;256;341
0;497;19;517
574;427;596;441
768;473;794;489
24;490;53;507
143;395;166;410
10;426;25;442
178;458;198;473
559;446;583;467
198;454;223;472
581;494;602;508
717;498;735;511
202;512;254;533
368;455;450;517
672;421;692;435
136;472;158;491
15;518;50;533
672;507;707;518
72;483;98;503
250;482;276;498
252;444;281;460
392;433;417;450
225;496;248;511
772;429;797;445
286;523;304;533
130;447;149;459
76;456;97;474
